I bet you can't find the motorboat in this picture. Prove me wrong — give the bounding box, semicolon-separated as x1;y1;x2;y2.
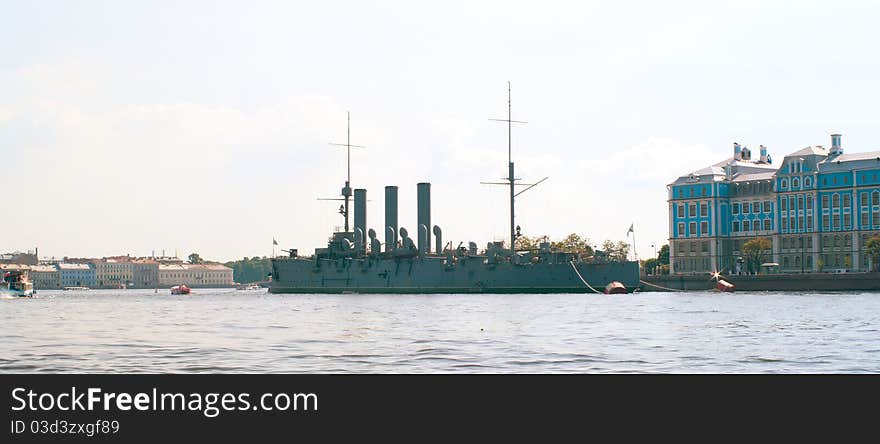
2;270;34;297
170;284;191;295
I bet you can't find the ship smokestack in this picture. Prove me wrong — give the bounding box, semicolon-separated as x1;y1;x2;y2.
433;225;442;255
417;182;431;255
385;186;398;252
354;188;367;255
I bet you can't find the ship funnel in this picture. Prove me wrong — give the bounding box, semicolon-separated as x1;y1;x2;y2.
433;225;442;255
354;188;367;254
417;183;431;255
419;225;428;258
385;186;398;252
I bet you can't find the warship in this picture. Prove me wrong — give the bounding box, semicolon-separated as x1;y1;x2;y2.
270;85;640;294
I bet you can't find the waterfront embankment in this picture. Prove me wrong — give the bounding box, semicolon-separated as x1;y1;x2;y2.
641;272;880;292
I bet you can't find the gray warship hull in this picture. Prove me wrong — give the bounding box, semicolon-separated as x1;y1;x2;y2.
270;256;639;294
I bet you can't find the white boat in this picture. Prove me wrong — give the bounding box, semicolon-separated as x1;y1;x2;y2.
237;283;263;291
2;270;34;297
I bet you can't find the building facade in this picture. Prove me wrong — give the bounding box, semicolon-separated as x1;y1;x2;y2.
130;260;159;289
158;264;234;287
668;134;880;274
94;258;134;288
30;265;60;289
57;263;96;287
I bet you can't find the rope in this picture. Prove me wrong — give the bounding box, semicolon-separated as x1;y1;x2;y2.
639;279;689;292
569;261;602;294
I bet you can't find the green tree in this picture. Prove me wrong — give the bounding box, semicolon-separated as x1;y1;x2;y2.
742;237;772;274
600;240;630;262
657;244;669;265
643;258;658;275
224;257;273;284
865;234;880;271
188;253;204;264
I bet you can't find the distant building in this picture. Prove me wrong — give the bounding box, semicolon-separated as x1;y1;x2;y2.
94;258;133;288
0;251;38;265
57;263;96;287
668;133;880;274
30;265;60;289
130;260;158;289
158;264;234;288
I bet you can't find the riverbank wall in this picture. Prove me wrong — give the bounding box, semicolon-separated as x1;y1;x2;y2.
640;272;880;292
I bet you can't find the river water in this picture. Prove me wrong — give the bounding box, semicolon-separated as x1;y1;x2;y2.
2;289;878;373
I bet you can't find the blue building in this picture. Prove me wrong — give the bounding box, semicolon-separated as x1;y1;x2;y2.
57;263;96;287
668;134;880;274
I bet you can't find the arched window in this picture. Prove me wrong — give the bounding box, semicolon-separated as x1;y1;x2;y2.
832;194;840;208
805;177;812;187
781;179;788;189
793;178;800;188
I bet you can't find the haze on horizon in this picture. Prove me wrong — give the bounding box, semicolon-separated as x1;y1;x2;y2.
2;0;879;263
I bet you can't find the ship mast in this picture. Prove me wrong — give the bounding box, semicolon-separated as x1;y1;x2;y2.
485;82;548;253
324;111;364;232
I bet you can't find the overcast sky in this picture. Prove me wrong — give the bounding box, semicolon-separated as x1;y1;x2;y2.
2;0;880;262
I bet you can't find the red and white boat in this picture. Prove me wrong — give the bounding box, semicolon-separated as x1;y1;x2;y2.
170;284;191;295
715;279;735;292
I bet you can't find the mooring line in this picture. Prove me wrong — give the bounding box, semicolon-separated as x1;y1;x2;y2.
569;261;602;294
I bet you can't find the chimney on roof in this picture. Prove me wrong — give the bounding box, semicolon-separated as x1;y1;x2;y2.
733;143;742;160
759;145;768;163
830;133;843;156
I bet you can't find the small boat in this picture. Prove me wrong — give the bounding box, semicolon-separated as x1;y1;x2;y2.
715;279;735;292
2;270;34;297
236;283;263;291
604;281;627;294
170;284;191;295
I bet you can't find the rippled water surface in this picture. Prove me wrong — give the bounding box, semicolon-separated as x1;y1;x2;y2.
2;289;879;373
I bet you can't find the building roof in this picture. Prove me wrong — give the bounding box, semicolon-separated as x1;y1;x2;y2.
784;145;829;157
30;265;57;273
731;171;776;182
57;263;92;270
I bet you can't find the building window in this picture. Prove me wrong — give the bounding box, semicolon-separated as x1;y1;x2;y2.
790;216;796;231
689;204;696;217
833;214;841;230
733;221;740;232
700;203;708;217
873;210;879;227
733;203;740;215
752;202;760;213
799;215;804;230
677;204;684;218
822;195;829;210
793;178;800;188
689;222;697;236
832;194;840;209
700;221;708;235
781;199;787;211
762;219;770;231
798;196;804;211
806;195;813;210
781;179;788;189
862;212;870;228
744;220;751;231
843;194;851;209
862;192;869;207
678;223;685;236
822;214;829;230
874;191;880;206
807;214;813;230
805;177;812;187
763;201;772;212
743;202;751;214
844;213;851;229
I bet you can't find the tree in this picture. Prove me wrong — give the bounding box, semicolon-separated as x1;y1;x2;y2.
643;258;658;275
657;244;669;265
600;239;630;262
188;253;203;264
742;237;772;274
865;234;880;271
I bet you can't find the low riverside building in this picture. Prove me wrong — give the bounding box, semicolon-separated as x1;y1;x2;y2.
130;259;158;289
30;265;60;289
158;264;234;288
668;133;880;274
94;257;133;288
57;263;96;287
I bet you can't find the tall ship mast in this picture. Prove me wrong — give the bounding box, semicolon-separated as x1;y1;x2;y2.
270;88;639;294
